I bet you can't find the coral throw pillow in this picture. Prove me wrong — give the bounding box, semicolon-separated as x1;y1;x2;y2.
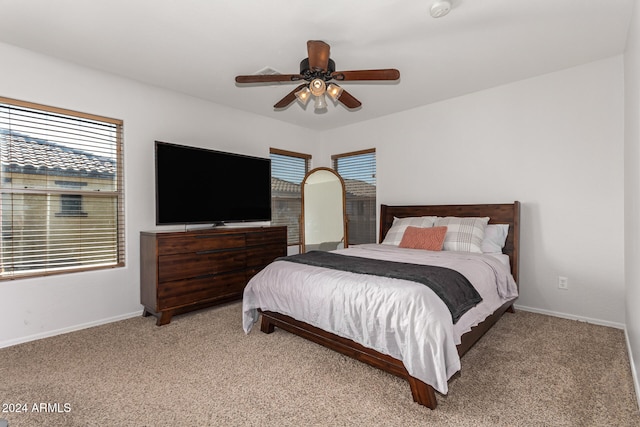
399;226;447;251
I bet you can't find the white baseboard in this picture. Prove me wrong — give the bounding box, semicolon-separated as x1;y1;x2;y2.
625;329;640;411
514;304;626;330
0;310;143;349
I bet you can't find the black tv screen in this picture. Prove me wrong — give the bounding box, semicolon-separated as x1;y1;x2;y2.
155;141;271;225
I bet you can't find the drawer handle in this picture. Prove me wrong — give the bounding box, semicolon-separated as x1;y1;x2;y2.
196;247;245;255
196;234;242;239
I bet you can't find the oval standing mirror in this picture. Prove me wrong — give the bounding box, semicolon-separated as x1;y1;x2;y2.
300;167;348;253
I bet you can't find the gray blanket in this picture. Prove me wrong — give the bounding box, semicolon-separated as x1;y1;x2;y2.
280;250;482;324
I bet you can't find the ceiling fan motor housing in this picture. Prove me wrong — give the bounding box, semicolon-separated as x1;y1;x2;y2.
300;58;336;77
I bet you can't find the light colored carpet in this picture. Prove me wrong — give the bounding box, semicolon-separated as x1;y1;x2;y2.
1;302;638;426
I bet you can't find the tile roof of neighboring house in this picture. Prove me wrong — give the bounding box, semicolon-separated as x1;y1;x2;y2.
272;176;375;198
0;129;116;179
343;178;376;198
271;176;300;194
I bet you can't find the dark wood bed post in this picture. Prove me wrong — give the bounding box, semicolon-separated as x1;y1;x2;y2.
260;202;520;410
511;201;521;285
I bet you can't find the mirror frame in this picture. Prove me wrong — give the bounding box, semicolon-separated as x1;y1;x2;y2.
300;167;348;253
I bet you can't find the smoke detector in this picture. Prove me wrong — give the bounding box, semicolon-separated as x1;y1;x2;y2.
430;0;451;18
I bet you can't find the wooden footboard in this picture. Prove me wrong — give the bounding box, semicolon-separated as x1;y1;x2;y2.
259;309;438;409
259;298;516;410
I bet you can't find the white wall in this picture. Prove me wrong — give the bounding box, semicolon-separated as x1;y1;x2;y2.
0;43;316;347
0;41;629;351
624;0;640;408
321;56;626;327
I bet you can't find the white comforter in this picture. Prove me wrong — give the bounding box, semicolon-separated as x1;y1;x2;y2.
242;244;518;394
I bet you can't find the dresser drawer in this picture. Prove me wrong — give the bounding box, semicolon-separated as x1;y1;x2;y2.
246;244;286;268
157;233;245;255
157;271;246;310
158;250;246;282
246;228;287;247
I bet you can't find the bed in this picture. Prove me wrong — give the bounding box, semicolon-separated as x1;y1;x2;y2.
242;202;520;409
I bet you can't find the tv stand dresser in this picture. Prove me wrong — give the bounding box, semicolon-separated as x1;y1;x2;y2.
140;225;287;326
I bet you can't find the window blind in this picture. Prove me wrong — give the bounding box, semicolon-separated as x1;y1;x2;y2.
0;97;125;279
270;148;310;245
332;149;376;245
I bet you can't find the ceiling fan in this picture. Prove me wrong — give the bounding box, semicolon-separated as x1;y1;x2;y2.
235;40;400;110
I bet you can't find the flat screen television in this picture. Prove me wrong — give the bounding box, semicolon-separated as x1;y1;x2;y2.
155;141;271;225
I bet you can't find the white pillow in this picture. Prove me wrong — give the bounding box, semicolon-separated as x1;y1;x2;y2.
435;216;490;253
382;216;437;245
482;224;509;253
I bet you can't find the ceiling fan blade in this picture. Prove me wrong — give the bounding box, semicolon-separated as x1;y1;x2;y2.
307;40;331;71
331;69;400;81
236;74;303;83
337;89;362;109
274;84;307;109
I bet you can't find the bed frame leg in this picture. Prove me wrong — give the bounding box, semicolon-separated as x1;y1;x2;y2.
260;315;276;334
408;376;438;409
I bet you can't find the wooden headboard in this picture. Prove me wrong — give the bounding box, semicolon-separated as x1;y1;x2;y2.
379;202;521;284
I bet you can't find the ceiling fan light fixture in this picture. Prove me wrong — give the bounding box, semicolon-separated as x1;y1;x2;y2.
309;78;326;97
314;93;328;110
326;83;343;101
430;0;451;18
295;86;311;105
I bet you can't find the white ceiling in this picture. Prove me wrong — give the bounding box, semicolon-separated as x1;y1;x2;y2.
0;0;634;131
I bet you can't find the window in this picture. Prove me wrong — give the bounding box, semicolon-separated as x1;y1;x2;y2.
270;148;311;245
56;180;89;217
332;149;376;245
0;97;125;279
58;195;87;217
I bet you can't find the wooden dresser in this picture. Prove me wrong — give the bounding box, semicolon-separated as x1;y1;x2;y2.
140;226;287;326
